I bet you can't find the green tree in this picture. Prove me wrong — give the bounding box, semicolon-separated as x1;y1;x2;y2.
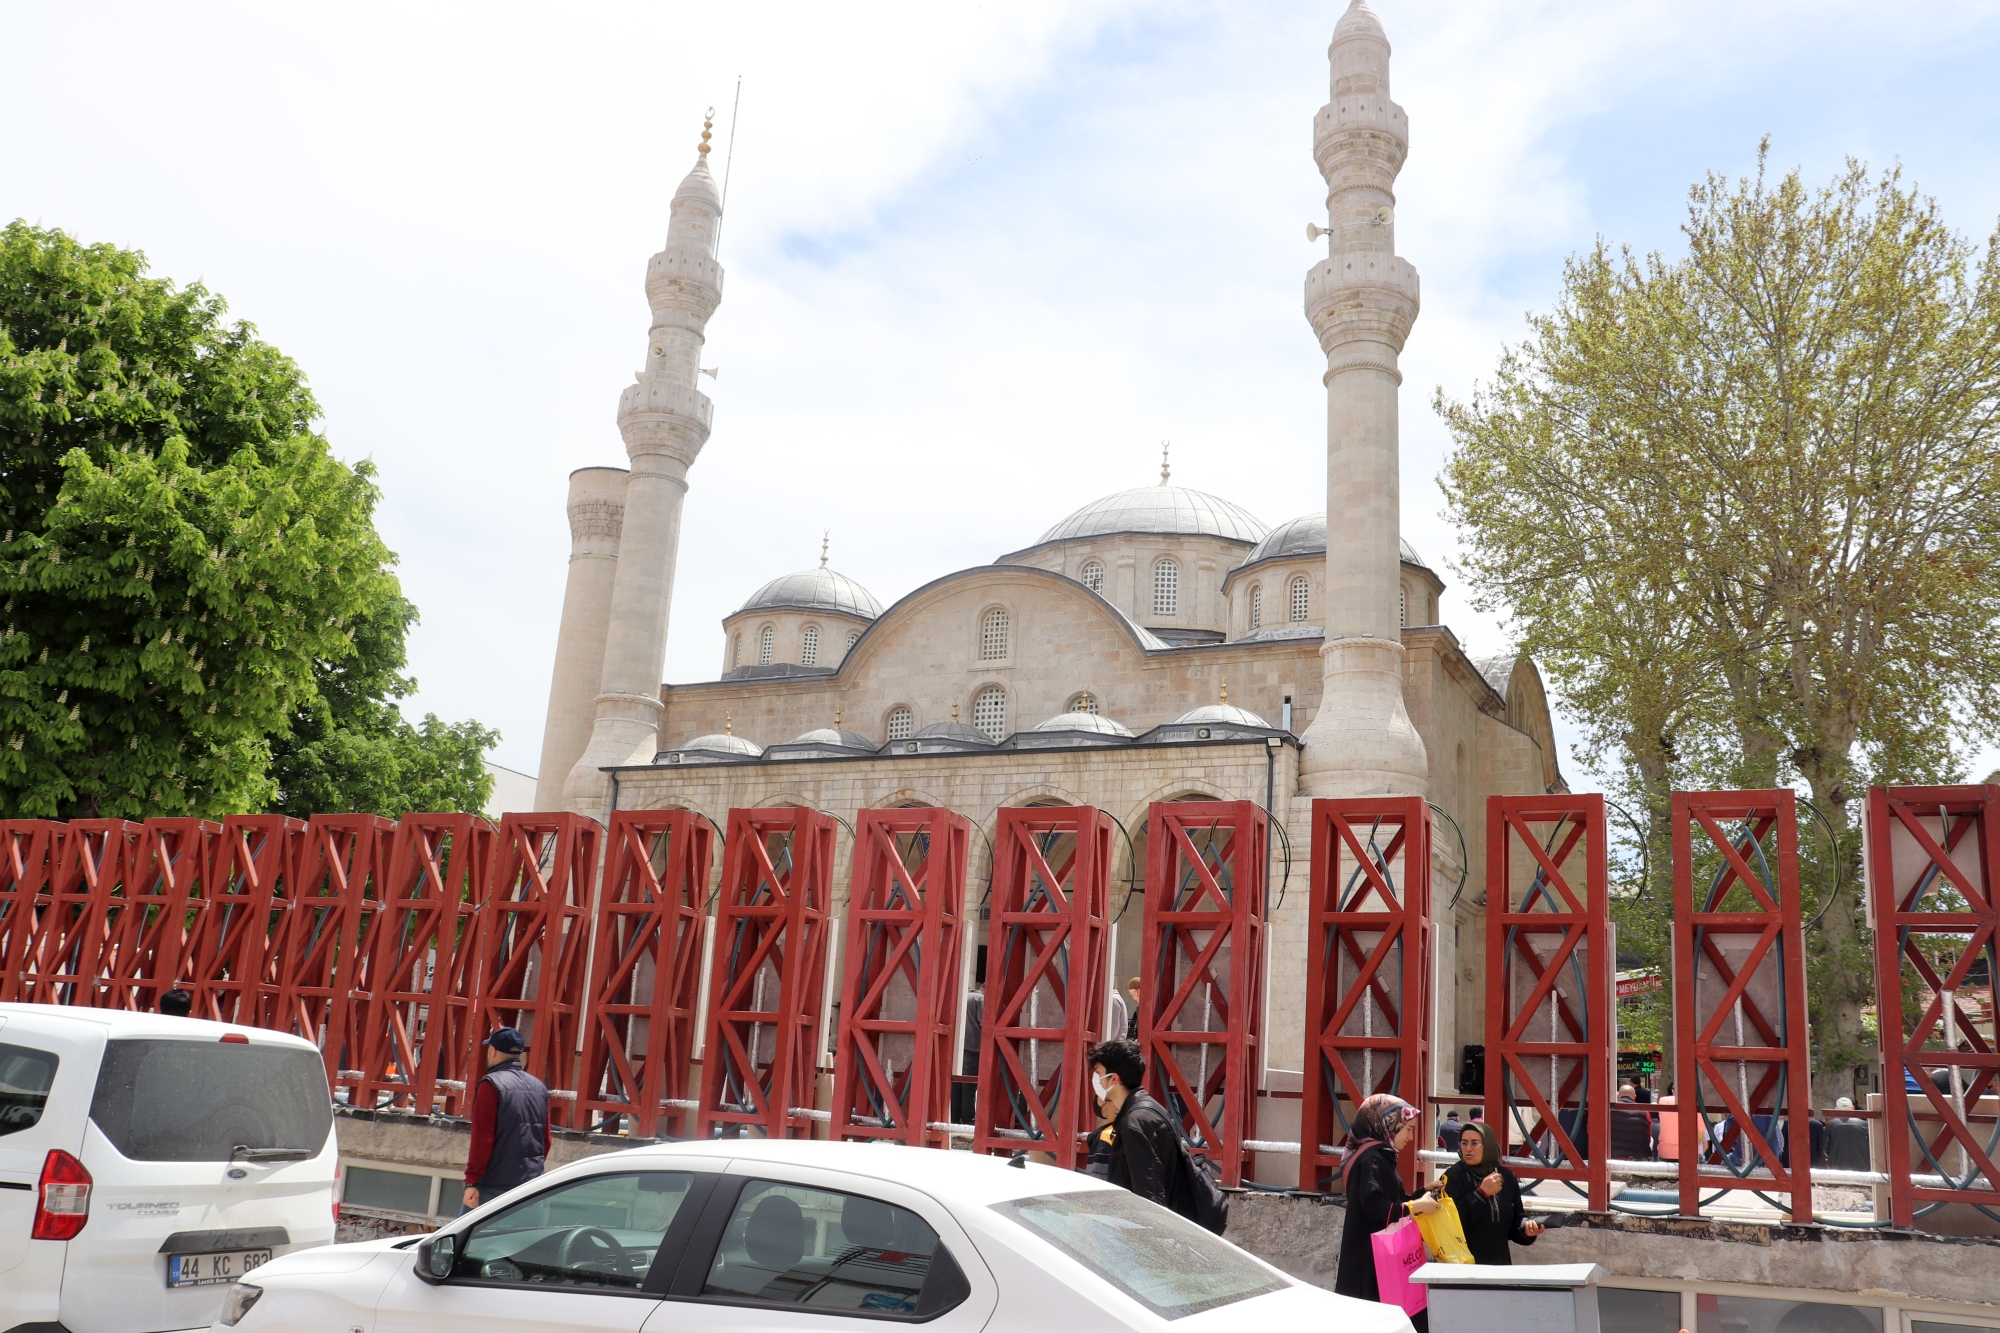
1438;148;2000;1103
0;221;495;819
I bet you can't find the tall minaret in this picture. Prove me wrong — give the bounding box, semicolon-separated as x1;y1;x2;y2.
562;113;724;817
1297;0;1428;796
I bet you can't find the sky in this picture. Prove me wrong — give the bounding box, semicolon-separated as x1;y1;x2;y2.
5;0;1999;789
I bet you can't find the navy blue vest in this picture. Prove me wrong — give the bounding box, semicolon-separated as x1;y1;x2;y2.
477;1060;550;1193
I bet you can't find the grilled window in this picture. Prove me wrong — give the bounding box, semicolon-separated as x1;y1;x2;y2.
1290;577;1310;623
1152;559;1178;616
1081;561;1105;593
1249;586;1261;631
801;626;819;666
972;686;1006;740
886;707;914;741
759;626;775;664
980;608;1009;661
1400;587;1407;628
730;633;741;669
1069;693;1098;715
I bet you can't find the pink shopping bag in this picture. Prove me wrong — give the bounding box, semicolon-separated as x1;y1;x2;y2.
1370;1216;1430;1317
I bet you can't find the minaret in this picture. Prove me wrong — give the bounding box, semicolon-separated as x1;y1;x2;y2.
533;466;627;812
562;113;725;817
1297;0;1428;796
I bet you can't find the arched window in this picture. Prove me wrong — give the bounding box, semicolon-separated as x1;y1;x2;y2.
800;626;819;666
1249;586;1262;631
972;685;1007;740
1152;559;1178;616
847;630;860;649
1290;577;1310;623
1081;561;1105;594
1068;692;1098;715
1399;587;1408;628
730;632;741;669
980;608;1009;661
758;625;775;664
886;706;914;741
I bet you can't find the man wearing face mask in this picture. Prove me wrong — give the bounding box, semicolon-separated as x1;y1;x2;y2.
1086;1038;1183;1211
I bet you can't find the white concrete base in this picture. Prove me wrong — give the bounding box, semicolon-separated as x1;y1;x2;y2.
1297;635;1428;797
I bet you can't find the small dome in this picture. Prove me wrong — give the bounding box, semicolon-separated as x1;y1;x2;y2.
1036;486;1268;546
1333;0;1387;43
1033;712;1135;738
1174;704;1270;728
914;721;994;747
789;727;876;750
735;566;883;619
1232;513;1429;571
673;732;763;758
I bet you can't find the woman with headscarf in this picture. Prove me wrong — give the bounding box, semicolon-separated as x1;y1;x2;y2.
1440;1120;1543;1264
1335;1094;1440;1325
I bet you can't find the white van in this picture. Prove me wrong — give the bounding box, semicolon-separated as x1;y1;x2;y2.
0;1004;337;1333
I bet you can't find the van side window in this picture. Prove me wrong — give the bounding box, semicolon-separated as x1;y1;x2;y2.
0;1043;58;1136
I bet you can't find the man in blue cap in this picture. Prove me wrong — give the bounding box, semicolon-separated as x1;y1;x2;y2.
461;1027;551;1213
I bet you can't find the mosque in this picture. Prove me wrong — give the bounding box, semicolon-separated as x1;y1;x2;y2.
530;0;1564;1144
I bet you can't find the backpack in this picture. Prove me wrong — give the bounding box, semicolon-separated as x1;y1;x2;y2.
1173;1137;1230;1235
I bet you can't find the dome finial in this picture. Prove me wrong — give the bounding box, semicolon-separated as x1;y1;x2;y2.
724;710;733;735
699;107;715;158
952;699;960;724
1160;440;1171;486
820;530;829;568
1221;680;1228;704
834;704;842;729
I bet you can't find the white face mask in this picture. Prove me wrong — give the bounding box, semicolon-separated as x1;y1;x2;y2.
1091;1071;1115;1101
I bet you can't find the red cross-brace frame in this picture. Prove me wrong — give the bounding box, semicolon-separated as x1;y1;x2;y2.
100;819;223;1013
466;813;601;1124
1300;798;1432;1193
0;821;68;1003
1865;784;2000;1228
183;816;305;1026
831;807;969;1147
696;807;837;1139
578;809;716;1139
1140;800;1266;1187
1485;794;1615;1212
274;814;396;1091
1671;790;1814;1221
975;805;1112;1168
350;814;495;1117
18;820;142;1007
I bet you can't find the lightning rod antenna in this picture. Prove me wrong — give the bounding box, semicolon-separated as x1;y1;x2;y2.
715;75;743;259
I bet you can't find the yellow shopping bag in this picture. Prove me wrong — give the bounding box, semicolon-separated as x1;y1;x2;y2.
1414;1191;1476;1265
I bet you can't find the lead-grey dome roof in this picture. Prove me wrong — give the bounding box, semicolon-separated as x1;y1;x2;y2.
1036;486;1268;546
1034;711;1135;737
734;566;883;619
1174;703;1270;727
1232;513;1428;571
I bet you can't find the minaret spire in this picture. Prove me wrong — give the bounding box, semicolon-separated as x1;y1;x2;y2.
1296;0;1428;797
563;113;726;815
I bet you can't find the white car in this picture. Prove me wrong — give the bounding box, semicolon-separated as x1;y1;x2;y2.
0;1003;338;1333
215;1138;1413;1333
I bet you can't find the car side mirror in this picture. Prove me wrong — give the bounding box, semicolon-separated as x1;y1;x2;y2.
416;1233;456;1284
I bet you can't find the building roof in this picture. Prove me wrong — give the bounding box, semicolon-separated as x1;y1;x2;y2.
1174;703;1271;727
1033;711;1136;738
733;566;883;620
1230;512;1429;573
1033;485;1268;547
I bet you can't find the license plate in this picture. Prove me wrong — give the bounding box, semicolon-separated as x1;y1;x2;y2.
167;1249;272;1287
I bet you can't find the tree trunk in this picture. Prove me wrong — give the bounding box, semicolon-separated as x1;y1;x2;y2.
1796;759;1876;1107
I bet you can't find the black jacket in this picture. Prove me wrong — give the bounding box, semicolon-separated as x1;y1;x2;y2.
1441;1162;1537;1265
1335;1143;1422;1302
1105;1089;1180;1208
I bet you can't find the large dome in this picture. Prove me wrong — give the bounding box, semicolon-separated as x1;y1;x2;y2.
1234;513;1429;571
735;566;883;619
1036;485;1268;546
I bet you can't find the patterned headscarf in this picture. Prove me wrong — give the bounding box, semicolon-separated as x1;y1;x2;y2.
1340;1093;1418;1189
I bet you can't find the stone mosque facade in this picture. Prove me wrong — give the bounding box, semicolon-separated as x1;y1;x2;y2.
533;0;1563;1156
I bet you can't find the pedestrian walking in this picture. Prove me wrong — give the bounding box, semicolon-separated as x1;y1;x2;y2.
1086;1039;1181;1208
1124;976;1142;1040
1334;1093;1440;1329
952;987;983;1126
462;1027;551;1213
1440;1120;1543;1264
1437;1108;1464;1153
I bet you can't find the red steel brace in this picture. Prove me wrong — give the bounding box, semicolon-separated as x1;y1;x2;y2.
697;807;837;1139
185;815;306;1026
578;809;715;1138
1671;790;1814;1221
102;819;221;1012
1866;784;2000;1228
351;814;494;1117
277;814;395;1091
1142;800;1266;1187
1486;794;1614;1212
468;813;600;1124
1300;798;1431;1193
832;807;969;1147
975;805;1112;1168
19;820;141;1007
0;821;67;1003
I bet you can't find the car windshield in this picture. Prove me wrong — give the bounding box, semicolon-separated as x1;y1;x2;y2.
90;1039;333;1162
990;1189;1286;1320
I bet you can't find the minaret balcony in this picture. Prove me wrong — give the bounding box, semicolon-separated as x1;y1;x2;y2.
617;379;714;433
646;249;723;311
